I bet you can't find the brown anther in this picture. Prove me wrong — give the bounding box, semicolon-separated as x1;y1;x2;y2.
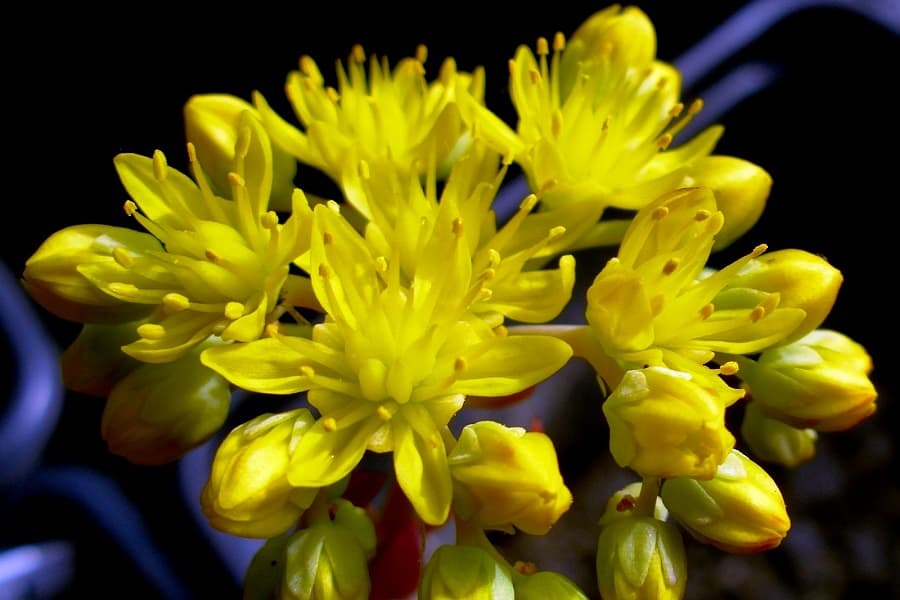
323;231;334;244
415;44;428;63
662;258;680;275
205;248;221;262
452;217;464;238
351;44;365;63
322;417;338;432
529;68;541;84
616;494;637;512
694;209;712;221
657;133;673;150
651;206;669;220
699;303;715;320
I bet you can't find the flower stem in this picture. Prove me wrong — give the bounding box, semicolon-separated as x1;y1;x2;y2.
634;476;660;518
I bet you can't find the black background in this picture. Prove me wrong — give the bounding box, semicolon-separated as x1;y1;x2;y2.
3;1;899;598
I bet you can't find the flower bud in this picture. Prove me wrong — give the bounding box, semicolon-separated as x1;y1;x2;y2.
596;516;686;600
737;329;877;431
514;569;589;600
448;420;572;535
603;367;734;479
688;156;771;251
60;322;141;397
418;544;514;600
202;409;318;538
717;249;842;345
101;348;230;465
243;533;291;600
184;94;297;210
740;401;817;467
22;225;159;323
661;449;790;554
597;482;668;527
282;500;375;600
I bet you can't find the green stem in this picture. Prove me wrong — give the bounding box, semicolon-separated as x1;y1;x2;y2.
633;476;661;518
306;488;332;525
454;516;513;573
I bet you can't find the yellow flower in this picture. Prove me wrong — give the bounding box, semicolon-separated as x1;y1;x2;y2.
513;569;588;600
183;93;298;210
596;515;686;600
603;366;735;479
201;409;319;538
59;322;142;397
201;202;572;525
101;343;231;465
740;401;817;468
255;44;483;188
342;141;582;326
457;6;770;250
661;449;791;554
448;420;572;535
735;329;877;431
85;112;311;363
584;187;804;372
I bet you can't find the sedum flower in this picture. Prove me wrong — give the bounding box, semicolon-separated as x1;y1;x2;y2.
661;449;790;554
342;141;582;326
513;569;589;600
602;366;735;479
202;409;319;538
25;111;313;364
597;481;668;527
734;329;877;431
101;343;231;465
448;420;572;535
419;544;514;600
202;202;573;525
596;515;686;600
255;44;483;188
183;93;298;210
243;533;291;600
740;400;817;467
456;5;770;251
59;321;142;397
282;499;376;600
584;187;805;372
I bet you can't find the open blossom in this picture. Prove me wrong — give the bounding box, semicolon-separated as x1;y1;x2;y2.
255;43;483;188
202;201;572;525
457;5;770;251
24;112;313;364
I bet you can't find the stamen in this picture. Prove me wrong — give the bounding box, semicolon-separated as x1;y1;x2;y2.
322;417;338;432
536;36;549;56
227;172;246;188
351;44;365;63
439;57;457;83
265;323;281;337
749;305;766;322
415;44;428;63
668;102;684;118
123;200;137;216
699;303;715;320
529;68;541;84
552;31;565;52
551;110;563;138
454;357;466;372
650;294;665;316
205;248;221;262
662;258;679;275
374;256;388;273
428;433;440;448
493;325;509;338
235;126;251;160
162;292;190;312
751;243;768;258
137;323;166;340
487;249;501;267
108;282;139;297
651;206;669;220
508;59;516;76
299;55;316;75
318;264;332;278
323;231;334;244
112;247;133;268
657;133;673;150
694;209;712;221
452;217;464;238
261;211;279;229
300;365;316;378
224;302;244;320
719;361;740;376
377;405;392;421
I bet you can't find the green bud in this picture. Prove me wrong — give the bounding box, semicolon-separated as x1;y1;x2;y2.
513;569;589;600
243;534;291;600
737;329;877;431
419;545;515;600
740;401;817;467
101;346;230;465
661;449;790;554
596;516;686;600
597;482;668;528
22;224;160;324
60;322;142;397
282;504;374;600
184;94;297;210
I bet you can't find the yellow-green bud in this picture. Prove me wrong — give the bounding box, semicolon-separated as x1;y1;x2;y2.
597;482;668;527
184;94;297;210
60;322;141;397
661;449;790;554
513;569;589;600
448;421;572;535
418;544;514;600
101;347;230;465
717;249;842;345
282;500;375;600
243;533;291;600
202;409;318;538
596;516;686;600
22;224;160;324
737;329;877;431
688;156;771;251
740;401;817;467
603;367;735;479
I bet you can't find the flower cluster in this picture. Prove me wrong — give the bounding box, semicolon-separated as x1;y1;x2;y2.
21;5;877;599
